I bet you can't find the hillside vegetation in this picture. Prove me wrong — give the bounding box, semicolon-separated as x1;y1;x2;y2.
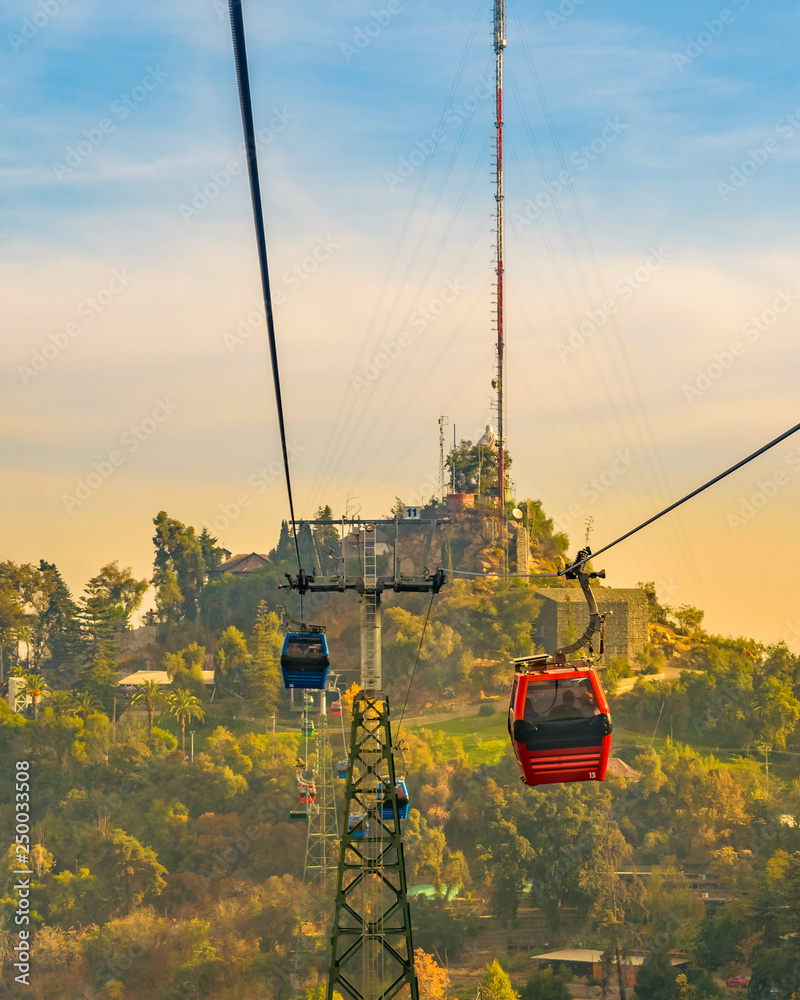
0;504;799;1000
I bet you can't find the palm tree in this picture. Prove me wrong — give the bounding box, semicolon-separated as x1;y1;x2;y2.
22;673;48;720
48;690;74;719
72;691;102;722
131;679;165;733
166;688;206;757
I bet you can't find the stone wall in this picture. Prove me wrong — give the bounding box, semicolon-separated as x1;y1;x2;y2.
533;587;648;661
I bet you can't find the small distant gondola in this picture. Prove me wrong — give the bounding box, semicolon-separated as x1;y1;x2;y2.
331;699;343;717
337;760;348;780
347;812;367;838
290;781;317;820
508;547;613;787
280;629;330;689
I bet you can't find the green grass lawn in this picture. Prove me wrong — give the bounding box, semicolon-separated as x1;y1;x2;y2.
406;708;785;781
145;710;299;754
142;699;786;785
408;711;510;766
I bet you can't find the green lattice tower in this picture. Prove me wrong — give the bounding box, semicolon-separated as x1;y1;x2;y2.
327;692;418;1000
295;710;340;979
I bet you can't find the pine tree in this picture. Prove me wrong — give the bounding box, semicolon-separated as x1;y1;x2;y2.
269;519;294;564
246;601;282;714
481;959;520;1000
33;561;82;683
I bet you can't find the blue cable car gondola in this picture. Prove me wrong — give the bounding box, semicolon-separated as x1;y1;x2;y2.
281;631;330;689
378;780;410;821
337;760;348;779
347;812;366;838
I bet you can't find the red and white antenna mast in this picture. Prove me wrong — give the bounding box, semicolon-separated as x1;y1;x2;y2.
493;0;507;532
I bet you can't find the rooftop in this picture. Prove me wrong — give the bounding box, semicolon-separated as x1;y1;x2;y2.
118;670;216;686
535;950;686;967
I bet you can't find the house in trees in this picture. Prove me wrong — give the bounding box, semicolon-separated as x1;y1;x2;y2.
533;950;688;988
118;669;216;689
209;552;270;575
533;587;648;660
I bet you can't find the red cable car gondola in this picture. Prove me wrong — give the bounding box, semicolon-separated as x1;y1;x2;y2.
331;699;343;717
299;780;316;805
508;547;613;787
509;657;612;785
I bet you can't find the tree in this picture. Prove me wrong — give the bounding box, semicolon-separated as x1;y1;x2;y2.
152;511;208;623
91;828;167;915
674;605;705;638
246;602;282;714
26;561;82;679
447;439;511;495
50;867;103;927
166;688;206;756
89;562;148;627
71;691;103;721
588;820;640;1000
755;676;800;749
269;519;294;564
415;949;450;1000
198;527;224;574
0;571;28;680
632;953;678;1000
163;643;206;694
410;896;473;957
312;505;340;573
215;626;249;694
131;679;165;733
23;672;48;719
481;959;519;1000
79;572;129;664
47;689;74;719
522;966;572;1000
477;818;535;922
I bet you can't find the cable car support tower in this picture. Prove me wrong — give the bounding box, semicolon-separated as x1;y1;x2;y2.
294;694;341;979
285;518;446;1000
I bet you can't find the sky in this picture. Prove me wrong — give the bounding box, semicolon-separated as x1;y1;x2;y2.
1;0;799;649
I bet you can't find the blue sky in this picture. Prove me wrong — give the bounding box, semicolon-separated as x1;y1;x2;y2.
2;0;799;649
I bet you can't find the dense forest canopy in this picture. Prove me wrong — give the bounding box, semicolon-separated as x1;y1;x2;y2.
0;503;799;1000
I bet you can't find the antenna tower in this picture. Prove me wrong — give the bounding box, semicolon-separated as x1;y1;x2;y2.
438;416;449;501
493;0;507;532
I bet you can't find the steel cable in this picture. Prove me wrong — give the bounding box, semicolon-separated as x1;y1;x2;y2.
228;0;302;575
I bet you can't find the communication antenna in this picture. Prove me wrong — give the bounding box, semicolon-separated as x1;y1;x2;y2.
438;416;449;501
493;0;507;529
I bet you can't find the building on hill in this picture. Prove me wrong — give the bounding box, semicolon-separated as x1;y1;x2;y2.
533;587;648;660
209;552;270;574
534;950;688;988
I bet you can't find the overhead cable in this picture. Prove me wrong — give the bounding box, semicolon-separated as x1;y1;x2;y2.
395;590;437;738
228;0;302;573
563;420;800;575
